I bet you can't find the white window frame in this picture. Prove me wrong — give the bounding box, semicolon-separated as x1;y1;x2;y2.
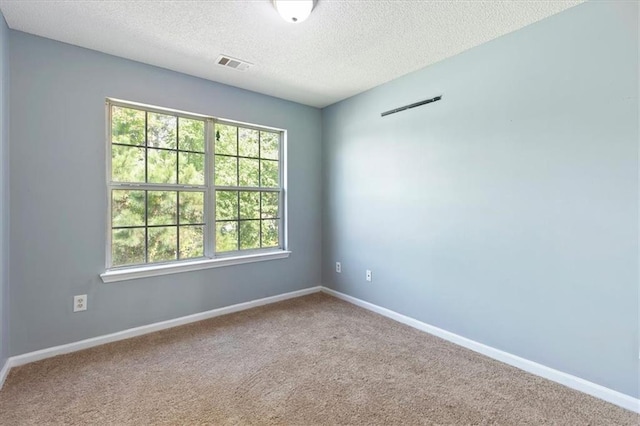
101;99;289;283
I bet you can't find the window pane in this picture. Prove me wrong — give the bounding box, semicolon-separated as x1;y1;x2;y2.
179;191;204;224
112;228;145;266
112;190;145;227
216;221;238;252
112;106;145;146
238;128;259;158
147;191;177;226
239;158;259;187
215;190;238;221
260;131;279;160
261;220;279;248
179;226;204;259
239;220;260;250
178;152;204;185
261;160;279;188
148;148;177;184
261;192;279;219
178;118;204;152
148;226;177;262
239;191;260;219
147;113;177;149
112;145;145;183
215;124;237;155
215;155;237;186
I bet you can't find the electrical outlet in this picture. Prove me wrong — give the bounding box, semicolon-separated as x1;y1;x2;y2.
336;262;341;273
73;294;87;312
366;270;372;282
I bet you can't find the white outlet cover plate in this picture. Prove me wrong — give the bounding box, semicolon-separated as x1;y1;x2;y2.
73;294;87;312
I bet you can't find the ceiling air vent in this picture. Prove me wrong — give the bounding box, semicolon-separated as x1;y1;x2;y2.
216;55;253;72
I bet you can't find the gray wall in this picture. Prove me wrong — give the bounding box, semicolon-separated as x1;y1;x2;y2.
0;11;8;368
8;32;322;356
322;1;639;398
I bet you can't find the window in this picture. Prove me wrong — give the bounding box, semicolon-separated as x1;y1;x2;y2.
106;99;285;272
214;124;282;253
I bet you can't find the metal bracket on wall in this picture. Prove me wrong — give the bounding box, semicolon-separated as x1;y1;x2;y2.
381;95;443;117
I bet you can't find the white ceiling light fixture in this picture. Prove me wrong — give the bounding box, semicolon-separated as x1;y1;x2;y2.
273;0;315;24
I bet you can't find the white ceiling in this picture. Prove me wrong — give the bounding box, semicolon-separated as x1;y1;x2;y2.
0;0;584;108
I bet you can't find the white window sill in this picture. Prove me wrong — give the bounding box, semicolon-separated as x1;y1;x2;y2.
100;250;291;283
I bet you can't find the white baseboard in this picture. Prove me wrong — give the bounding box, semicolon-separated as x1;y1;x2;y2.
2;284;638;414
6;286;322;371
0;357;9;389
321;287;640;414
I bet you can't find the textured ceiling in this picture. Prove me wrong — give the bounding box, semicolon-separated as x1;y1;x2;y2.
0;0;584;108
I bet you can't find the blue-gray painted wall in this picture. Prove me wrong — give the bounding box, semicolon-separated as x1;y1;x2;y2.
0;11;8;369
8;32;322;356
322;1;639;398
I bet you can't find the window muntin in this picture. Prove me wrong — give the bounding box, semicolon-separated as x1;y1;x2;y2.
107;100;284;269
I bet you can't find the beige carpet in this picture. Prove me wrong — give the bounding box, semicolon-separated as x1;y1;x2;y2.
0;293;637;425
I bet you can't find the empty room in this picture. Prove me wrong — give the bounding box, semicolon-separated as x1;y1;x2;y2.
0;0;638;424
